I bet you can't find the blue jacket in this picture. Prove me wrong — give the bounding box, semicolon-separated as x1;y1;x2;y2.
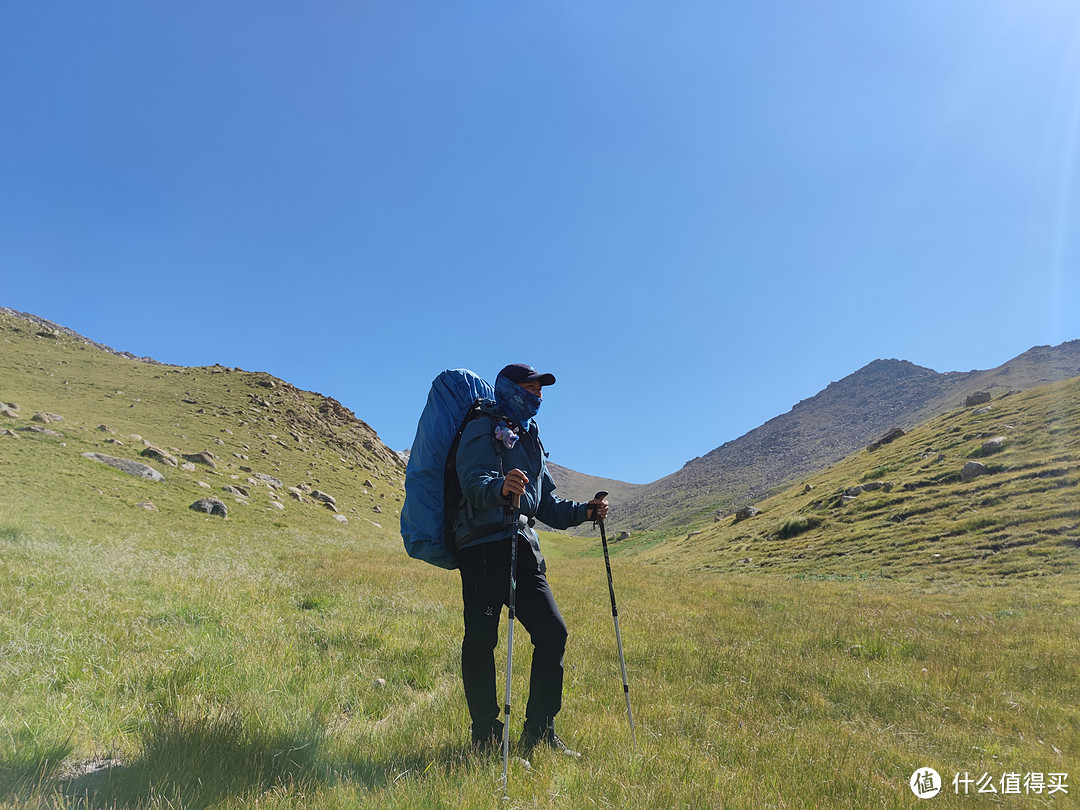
453;409;589;568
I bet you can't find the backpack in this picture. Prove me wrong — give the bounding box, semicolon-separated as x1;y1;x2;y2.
401;369;497;569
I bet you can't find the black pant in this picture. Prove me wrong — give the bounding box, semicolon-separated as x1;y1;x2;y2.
458;535;568;739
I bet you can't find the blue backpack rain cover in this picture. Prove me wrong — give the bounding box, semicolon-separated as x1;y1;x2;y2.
401;369;495;569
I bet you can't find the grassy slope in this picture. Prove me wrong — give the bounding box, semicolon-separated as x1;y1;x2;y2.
2;313;1078;808
639;376;1080;583
0;312;405;541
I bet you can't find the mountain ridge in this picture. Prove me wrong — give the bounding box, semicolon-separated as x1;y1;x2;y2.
570;344;1080;531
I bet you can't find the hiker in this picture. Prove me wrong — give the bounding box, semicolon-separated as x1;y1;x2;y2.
454;363;608;756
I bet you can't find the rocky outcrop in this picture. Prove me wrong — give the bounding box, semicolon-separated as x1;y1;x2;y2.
867;428;905;452
141;446;179;467
252;473;283;489
82;453;165;482
182;452;218;469
190;498;228;517
734;506;760;522
961;462;991;482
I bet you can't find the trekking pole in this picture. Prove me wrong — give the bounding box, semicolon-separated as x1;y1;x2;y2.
501;492;521;795
593;491;638;750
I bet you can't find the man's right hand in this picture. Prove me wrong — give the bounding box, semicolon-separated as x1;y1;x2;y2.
501;468;529;498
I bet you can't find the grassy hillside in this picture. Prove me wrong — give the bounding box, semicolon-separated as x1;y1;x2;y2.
640;375;1080;582
615;343;1080;532
2;311;1077;808
0;310;406;542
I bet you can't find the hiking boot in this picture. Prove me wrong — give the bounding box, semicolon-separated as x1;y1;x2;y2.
518;723;581;758
471;719;504;756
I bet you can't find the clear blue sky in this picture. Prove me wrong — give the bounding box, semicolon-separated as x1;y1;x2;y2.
3;2;1078;484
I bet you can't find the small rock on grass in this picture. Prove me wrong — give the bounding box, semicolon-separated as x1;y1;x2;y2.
190;498;228;517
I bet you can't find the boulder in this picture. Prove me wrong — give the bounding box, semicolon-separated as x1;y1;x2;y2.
222;485;249;498
334;514;348;524
190;498;228;517
2;428;19;439
981;436;1008;454
32;412;64;424
734;506;760;522
141;446;178;467
965;392;992;407
311;489;336;506
136;501;158;511
961;462;991;483
973;406;993;416
0;406;18;419
82;453;165;482
182;452;218;468
252;473;283;489
868;428;905;452
20;425;63;437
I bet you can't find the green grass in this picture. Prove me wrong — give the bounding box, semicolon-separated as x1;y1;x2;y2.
1;521;1077;808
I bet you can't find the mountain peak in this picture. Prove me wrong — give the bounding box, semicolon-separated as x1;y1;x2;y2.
610;341;1080;531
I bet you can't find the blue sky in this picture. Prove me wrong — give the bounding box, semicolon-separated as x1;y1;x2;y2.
2;2;1079;485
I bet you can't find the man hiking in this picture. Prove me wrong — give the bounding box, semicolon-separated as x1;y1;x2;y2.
453;363;608;757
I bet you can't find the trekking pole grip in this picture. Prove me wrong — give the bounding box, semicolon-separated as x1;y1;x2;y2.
592;491;609;527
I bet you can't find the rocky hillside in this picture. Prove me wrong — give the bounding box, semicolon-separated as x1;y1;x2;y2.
544;461;647;508
613;343;1080;531
640;373;1080;581
0;309;405;536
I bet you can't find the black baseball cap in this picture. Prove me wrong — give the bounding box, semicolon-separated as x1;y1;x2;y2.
498;363;556;386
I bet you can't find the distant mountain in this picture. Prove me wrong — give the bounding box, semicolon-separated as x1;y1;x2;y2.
544;461;647;509
611;341;1080;532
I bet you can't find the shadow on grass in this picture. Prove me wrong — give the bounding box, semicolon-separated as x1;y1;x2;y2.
41;708;474;809
0;737;74;805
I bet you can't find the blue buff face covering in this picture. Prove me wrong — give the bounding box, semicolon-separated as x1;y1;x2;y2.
495;374;542;427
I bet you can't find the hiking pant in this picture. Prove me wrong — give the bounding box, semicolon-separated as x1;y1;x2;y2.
458;535;568;739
